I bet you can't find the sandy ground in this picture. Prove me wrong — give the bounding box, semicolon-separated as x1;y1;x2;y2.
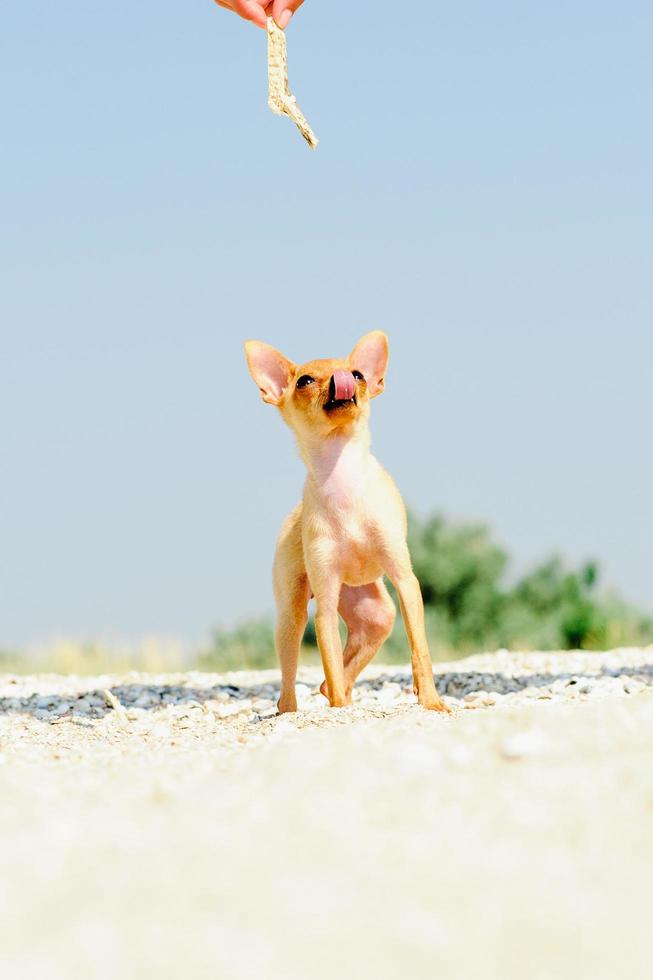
1;649;652;980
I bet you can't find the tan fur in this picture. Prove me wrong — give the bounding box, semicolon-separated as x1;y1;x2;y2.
244;332;450;714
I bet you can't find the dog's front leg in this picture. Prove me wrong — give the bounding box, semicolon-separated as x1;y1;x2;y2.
304;538;347;707
387;566;450;714
311;578;347;708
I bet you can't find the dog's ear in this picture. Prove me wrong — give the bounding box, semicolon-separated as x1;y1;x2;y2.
349;331;389;398
244;341;295;406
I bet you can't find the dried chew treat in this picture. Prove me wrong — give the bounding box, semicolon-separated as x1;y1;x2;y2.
267;17;318;149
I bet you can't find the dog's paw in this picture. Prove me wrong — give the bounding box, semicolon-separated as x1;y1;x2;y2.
319;679;353;707
277;696;298;714
418;696;452;714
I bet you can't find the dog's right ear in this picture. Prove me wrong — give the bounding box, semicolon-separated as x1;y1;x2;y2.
244;341;295;406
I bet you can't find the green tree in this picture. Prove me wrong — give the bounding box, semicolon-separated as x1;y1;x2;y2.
406;514;507;651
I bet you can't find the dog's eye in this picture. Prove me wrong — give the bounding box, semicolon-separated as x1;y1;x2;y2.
296;375;315;389
352;370;365;382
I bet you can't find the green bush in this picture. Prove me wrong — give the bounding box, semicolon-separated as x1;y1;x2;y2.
404;514;653;656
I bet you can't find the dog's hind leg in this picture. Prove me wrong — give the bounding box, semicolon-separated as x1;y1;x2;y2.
319;580;396;703
273;505;311;714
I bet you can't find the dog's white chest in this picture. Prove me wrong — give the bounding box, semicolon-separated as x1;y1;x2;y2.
305;440;386;586
313;439;368;508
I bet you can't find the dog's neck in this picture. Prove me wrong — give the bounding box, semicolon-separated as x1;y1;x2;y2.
300;426;371;507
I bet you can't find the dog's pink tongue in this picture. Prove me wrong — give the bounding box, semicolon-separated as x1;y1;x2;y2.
333;370;356;401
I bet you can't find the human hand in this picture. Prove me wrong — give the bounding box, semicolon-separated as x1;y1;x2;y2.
213;0;304;30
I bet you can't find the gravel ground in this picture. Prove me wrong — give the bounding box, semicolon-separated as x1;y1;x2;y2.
1;647;652;980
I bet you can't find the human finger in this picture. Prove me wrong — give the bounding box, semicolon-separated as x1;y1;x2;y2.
271;0;305;30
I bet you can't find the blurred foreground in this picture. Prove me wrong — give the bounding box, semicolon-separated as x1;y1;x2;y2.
1;648;651;979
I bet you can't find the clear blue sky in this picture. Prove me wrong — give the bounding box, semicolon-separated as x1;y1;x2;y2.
1;1;651;648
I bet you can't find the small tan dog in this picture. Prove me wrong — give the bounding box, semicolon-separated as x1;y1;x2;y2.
244;331;449;714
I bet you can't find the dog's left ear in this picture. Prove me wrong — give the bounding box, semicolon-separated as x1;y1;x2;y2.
349;331;389;398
